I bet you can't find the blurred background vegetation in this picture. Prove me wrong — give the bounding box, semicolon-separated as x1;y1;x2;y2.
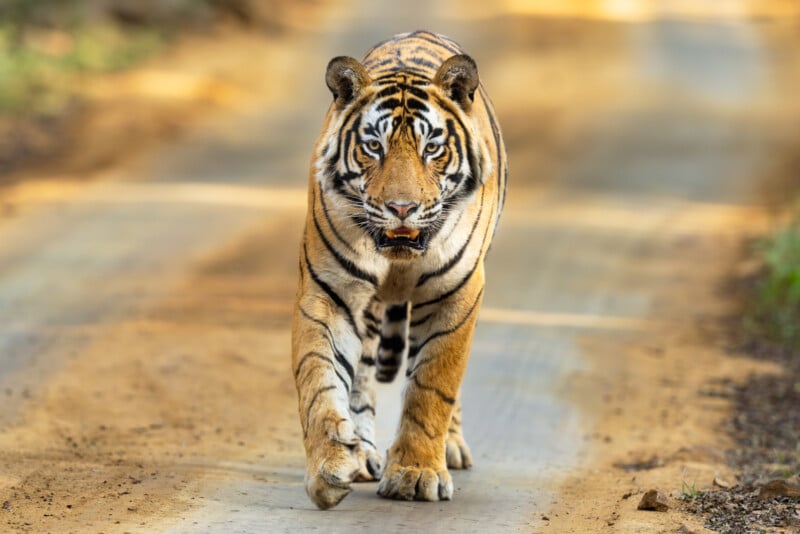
748;209;800;356
0;0;318;176
0;0;297;117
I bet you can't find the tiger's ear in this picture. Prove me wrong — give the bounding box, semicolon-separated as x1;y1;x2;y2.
434;55;479;112
326;56;371;109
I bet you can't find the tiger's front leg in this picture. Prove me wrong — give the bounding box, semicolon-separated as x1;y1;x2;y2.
377;276;484;501
293;283;369;509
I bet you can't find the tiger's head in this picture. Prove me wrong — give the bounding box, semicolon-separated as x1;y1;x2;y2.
317;54;490;259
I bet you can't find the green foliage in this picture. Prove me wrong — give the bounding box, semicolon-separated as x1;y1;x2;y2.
679;479;701;500
0;1;166;116
748;211;800;352
0;25;162;115
0;0;277;116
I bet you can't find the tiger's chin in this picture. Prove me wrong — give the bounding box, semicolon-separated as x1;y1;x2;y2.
374;226;430;259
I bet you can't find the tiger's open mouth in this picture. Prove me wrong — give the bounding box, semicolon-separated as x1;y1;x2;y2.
375;226;429;250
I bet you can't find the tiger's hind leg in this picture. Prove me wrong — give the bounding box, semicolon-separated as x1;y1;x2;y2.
350;298;383;481
445;393;473;469
376;302;409;382
377;277;484;502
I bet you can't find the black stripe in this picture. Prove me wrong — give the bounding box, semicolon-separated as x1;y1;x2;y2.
360;354;376;366
294;351;333;378
408;55;438;70
363;309;380;326
357;434;377;449
341;122;357;174
443;116;479;200
363;112;393;139
414;191;494;311
303;244;359;337
295;343;349;394
405;97;429;112
479;85;507;219
333;348;355;385
312;193;378;286
304;385;336;436
377;86;401;98
318;189;356;254
404;408;436;440
350;403;376;415
414;263;475;311
385;303;408;322
412;375;456;405
377;355;399;366
409;313;433;328
409;288;484;360
374;65;430;77
299;307;355;384
377;98;402;111
436;101;480;198
416;186;486;287
409;43;445;60
405;85;429;100
363;57;395;70
379;335;405;353
330;170;361;196
406;31;462;56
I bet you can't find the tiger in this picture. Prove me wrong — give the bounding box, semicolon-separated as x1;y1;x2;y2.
292;30;507;510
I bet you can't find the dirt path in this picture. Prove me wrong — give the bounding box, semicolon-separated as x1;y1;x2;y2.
1;3;799;533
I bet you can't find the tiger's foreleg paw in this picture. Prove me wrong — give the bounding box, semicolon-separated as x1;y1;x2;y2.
377;463;453;501
304;418;361;510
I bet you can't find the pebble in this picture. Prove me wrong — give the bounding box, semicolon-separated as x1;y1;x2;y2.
637;489;670;512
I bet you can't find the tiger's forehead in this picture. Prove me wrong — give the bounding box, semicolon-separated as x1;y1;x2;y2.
360;72;445;139
372;71;432;94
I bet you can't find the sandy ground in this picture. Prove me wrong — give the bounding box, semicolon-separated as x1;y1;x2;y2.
1;2;800;533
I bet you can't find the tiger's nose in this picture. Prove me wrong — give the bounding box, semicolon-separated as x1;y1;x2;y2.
386;201;418;219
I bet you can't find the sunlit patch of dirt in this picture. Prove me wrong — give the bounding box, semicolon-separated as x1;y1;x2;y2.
545;215;782;533
0;216;304;532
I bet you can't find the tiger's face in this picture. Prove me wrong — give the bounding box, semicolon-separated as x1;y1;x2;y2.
319;56;488;259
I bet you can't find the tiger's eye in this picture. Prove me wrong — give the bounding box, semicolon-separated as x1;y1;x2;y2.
365;140;382;152
425;142;441;154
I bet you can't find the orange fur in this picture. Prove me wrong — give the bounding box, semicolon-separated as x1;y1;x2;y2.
292;31;506;509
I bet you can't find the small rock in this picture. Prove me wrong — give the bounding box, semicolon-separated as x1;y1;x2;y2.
541;515;549;521
637;489;669;512
757;479;800;500
713;477;733;489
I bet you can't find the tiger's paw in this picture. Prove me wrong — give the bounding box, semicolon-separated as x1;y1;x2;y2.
376;463;453;501
353;440;383;482
445;432;473;469
304;418;360;510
